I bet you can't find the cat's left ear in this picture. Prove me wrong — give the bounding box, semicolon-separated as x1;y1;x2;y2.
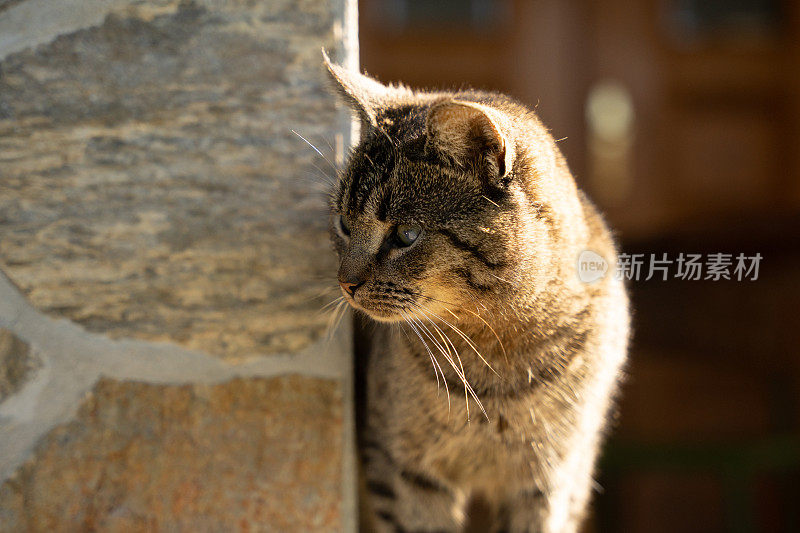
426;100;515;186
322;49;390;133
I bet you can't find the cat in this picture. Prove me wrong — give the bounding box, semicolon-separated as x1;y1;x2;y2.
323;52;630;533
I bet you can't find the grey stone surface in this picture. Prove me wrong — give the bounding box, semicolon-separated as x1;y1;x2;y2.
0;0;133;57
0;0;24;15
0;0;345;360
0;328;38;402
0;266;356;530
0;0;358;529
0;265;353;479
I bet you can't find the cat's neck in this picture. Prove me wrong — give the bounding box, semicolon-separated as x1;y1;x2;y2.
401;294;593;394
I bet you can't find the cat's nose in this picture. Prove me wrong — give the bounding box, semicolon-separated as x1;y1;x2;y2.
338;278;365;296
338;254;370;296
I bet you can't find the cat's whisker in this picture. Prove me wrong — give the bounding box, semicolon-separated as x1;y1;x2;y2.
320;295;345;312
324;299;348;342
400;312;448;399
291;129;338;173
297;285;339;305
444;304;509;365
417;315;476;421
409;315;451;365
401;311;451;413
322;136;336;156
459;290;490;313
300;158;336;183
297;175;334;192
407;313;486;421
399;323;442;395
407;314;471;418
412;302;501;379
412;311;459;371
295;174;336;199
332;301;350;336
317;299;344;340
481;195;500;208
417;294;508;364
409;313;480;409
308;161;337;185
405;313;450;378
426;316;459;363
325;299;344;330
306;176;335;195
488;272;513;285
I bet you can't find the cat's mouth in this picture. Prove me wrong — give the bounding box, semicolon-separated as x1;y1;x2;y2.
340;286;417;323
343;295;408;322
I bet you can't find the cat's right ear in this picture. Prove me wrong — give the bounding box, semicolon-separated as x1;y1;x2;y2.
426;100;515;187
322;49;388;133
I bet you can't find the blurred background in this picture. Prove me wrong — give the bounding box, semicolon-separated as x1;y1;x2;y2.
359;0;800;531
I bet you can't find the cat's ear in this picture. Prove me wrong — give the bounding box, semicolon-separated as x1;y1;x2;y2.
426;100;514;185
322;49;388;132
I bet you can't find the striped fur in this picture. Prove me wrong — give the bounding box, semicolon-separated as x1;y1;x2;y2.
325;56;629;533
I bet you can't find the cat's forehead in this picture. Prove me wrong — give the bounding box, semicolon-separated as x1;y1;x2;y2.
339;144;479;226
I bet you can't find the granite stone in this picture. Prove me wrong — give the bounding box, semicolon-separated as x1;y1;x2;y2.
0;328;38;402
0;0;343;360
0;376;344;532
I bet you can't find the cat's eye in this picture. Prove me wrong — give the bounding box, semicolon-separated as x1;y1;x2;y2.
338;214;351;236
395;224;421;247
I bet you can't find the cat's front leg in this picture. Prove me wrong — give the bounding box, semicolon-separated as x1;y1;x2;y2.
361;450;462;533
493;488;548;533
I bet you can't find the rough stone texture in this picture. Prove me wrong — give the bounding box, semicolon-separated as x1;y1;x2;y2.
0;0;23;14
0;376;343;532
0;0;356;528
0;328;38;402
0;0;343;360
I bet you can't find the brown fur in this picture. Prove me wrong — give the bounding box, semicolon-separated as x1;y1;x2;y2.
323;53;630;533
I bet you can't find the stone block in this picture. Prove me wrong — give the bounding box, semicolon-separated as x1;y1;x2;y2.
0;0;346;360
0;376;343;532
0;0;357;529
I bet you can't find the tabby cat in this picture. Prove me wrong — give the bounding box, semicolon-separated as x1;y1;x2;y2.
323;53;629;533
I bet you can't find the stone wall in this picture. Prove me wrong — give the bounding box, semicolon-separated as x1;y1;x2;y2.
0;0;357;530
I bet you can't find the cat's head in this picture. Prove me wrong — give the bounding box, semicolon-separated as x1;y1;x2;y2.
324;53;569;324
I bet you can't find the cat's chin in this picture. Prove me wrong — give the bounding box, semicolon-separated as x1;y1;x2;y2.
361;310;405;323
345;299;406;323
